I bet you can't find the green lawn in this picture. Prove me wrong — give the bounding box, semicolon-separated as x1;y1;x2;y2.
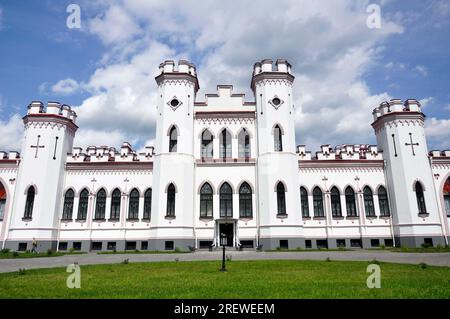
97;250;190;255
0;251;85;259
0;260;449;298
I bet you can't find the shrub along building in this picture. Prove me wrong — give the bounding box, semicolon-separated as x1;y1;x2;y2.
0;59;449;252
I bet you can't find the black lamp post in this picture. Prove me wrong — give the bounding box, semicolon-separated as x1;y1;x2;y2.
220;232;227;272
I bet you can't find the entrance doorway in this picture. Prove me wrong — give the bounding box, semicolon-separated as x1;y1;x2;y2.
219;223;234;247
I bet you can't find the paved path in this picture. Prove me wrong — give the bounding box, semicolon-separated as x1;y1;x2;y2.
0;250;449;273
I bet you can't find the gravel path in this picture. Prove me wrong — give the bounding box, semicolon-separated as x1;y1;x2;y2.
0;250;449;273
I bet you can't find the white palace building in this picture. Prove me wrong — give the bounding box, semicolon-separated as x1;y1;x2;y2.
0;59;450;252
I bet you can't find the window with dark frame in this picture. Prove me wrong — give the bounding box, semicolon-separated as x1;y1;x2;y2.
276;182;286;215
200;183;213;218
166;184;176;217
110;189;121;220
94;189;106;220
364;186;375;217
415;182;427;214
128;188;139;219
169;126;178;152
77;189;89;220
313;187;324;217
24;186;35;219
239;182;252;218
345;187;358;217
330;187;342;217
220;183;233;217
143;188;152;220
378;186;390;217
300;187;309;218
62;189;74;220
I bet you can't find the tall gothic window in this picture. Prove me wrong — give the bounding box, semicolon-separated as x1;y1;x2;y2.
62;189;74;220
201;130;213;159
220;183;233;217
276;182;286;215
274;125;283;152
300;187;309;218
313;187;324;217
94;188;106;220
415;182;427;214
444;177;450;217
110;189;121;220
238;129;251;158
128;188;139;219
0;182;6;221
219;129;232;159
330;187;342;217
24;186;35;219
166;184;176;217
363;187;375;217
378;186;390;217
143;188;152;220
239;182;252;218
200;183;213;218
77;189;89;220
169;126;178;152
345;187;358;217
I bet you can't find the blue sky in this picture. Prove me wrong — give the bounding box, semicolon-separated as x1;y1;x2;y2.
0;0;449;152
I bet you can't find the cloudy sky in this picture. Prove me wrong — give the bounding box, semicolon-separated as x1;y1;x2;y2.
0;0;449;153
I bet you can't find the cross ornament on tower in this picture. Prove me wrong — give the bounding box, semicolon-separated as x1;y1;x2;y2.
405;133;419;156
30;135;45;158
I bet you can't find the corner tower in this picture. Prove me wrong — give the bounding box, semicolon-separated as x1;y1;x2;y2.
372;99;445;247
151;60;199;250
6;102;78;251
252;59;302;249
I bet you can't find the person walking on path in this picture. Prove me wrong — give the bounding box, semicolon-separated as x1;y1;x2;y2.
31;238;38;253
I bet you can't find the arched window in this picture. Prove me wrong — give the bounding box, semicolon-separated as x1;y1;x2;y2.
143;188;152;220
330;187;342;217
313;187;324;217
0;182;6;221
239;182;252;218
166;184;176;217
200;183;213;218
274;125;283;152
276;182;286;215
415;182;427;214
219;129;232;159
238;129;251;158
345;187;358;217
220;183;233;217
444;177;450;217
62;189;74;220
94;188;106;220
77;189;89;220
128;188;140;219
169;126;178;152
300;187;309;218
378;186;390;217
24;186;35;219
201;130;213;159
363;187;375;217
110;189;121;220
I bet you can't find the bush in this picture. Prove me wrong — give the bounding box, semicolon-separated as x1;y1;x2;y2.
420;262;428;269
69;248;75;253
275;246;281;251
436;244;443;249
12;251;19;257
380;244;385;250
421;243;432;249
226;254;232;262
325;257;331;262
47;249;53;255
1;248;10;254
18;268;26;275
174;258;179;262
122;258;129;264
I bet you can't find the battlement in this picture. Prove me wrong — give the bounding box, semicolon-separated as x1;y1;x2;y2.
372;98;422;122
297;144;382;161
27;101;77;123
253;58;292;76
429;150;450;158
158;59;197;76
67;143;155;164
0;151;20;162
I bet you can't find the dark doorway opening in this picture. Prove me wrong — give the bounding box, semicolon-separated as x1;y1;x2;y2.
219;223;234;247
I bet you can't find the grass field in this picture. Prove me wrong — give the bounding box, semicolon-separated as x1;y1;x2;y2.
0;260;449;298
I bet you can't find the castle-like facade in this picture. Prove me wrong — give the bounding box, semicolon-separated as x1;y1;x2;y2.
0;59;449;252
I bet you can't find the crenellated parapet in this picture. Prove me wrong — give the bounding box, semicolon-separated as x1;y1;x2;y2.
0;151;20;163
371;99;424;134
251;58;295;92
155;59;199;93
297;144;383;161
24;101;78;136
67;142;155;164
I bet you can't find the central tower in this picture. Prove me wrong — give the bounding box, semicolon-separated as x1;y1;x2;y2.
151;60;199;251
252;59;302;249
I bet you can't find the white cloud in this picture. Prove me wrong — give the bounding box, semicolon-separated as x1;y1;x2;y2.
51;0;409;151
413;65;428;77
445;104;450;111
0;114;23;151
51;78;81;95
425;117;450;149
420;97;434;108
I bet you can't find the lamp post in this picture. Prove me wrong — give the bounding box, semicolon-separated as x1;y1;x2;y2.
220;232;227;272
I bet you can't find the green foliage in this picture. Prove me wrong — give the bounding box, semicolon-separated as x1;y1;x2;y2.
46;249;53;256
226;255;232;262
325;257;331;262
380;244;385;250
420;262;428;270
12;251;19;257
370;259;380;265
174;247;181;253
122;258;129;264
1;248;10;254
1;260;449;298
17;268;26;275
